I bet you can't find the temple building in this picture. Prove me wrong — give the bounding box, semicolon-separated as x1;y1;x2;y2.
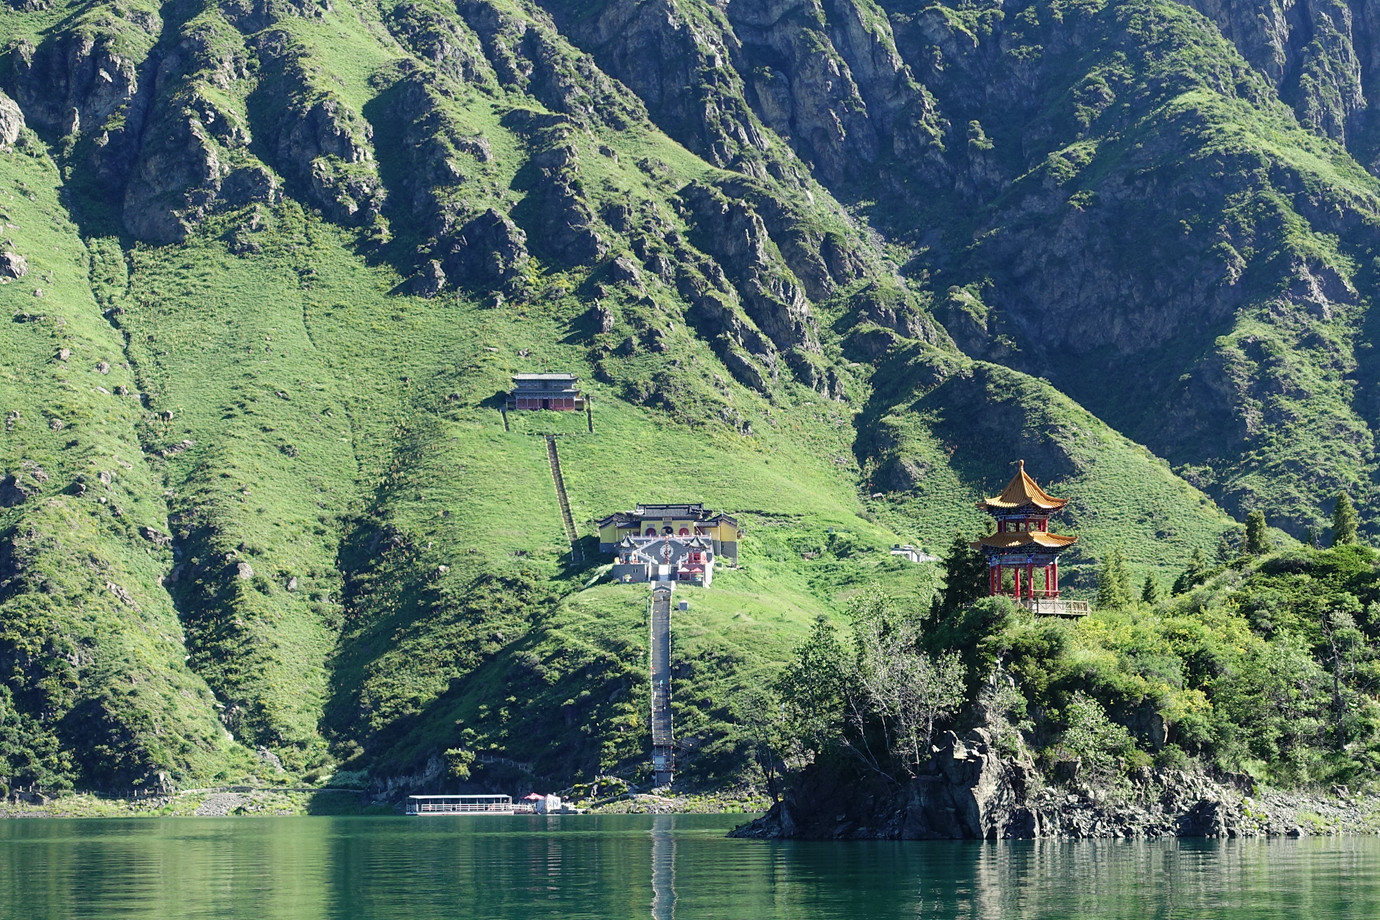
597;503;743;563
611;534;718;586
508;373;586;411
975;461;1084;615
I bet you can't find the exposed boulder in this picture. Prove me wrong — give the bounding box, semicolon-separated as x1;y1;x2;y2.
0;473;31;507
0;90;24;146
440;208;530;290
0;251;28;279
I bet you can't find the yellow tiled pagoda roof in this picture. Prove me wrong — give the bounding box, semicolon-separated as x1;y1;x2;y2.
975;532;1078;550
977;460;1069;512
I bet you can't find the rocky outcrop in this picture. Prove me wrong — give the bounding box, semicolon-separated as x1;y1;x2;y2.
4;14;155;139
0;89;23;146
1182;0;1376;150
537;0;772;167
251;32;384;227
385;0;495;86
122;108;224;244
680;181;819;358
457;0;645;130
735;730;1380;840
514;132;606;267
120;14;261;242
441;208;530;291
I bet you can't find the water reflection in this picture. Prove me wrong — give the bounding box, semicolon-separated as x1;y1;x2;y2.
5;817;1380;919
650;815;676;920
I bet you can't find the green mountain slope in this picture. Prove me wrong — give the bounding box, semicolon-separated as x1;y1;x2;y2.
0;0;1373;792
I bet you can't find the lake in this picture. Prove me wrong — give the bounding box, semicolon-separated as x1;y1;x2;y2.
3;814;1379;919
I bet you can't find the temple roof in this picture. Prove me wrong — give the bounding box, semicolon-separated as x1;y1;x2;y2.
977;460;1069;512
975;532;1078;550
596;504;741;533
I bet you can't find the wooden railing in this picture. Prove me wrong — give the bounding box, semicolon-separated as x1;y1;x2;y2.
1019;597;1090;617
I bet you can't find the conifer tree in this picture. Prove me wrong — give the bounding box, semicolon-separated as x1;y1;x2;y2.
937;532;987;612
1141;574;1160;605
1172;547;1209;595
1244;509;1271;555
1096;547;1132;609
1332;492;1359;546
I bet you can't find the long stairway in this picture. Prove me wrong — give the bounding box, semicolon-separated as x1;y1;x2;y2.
649;584;674;786
545;435;582;565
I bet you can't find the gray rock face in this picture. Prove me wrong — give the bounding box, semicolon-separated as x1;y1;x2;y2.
902;730;1040;839
253;33;385;227
680;181;819;359
0;90;24;146
7;22;153;139
539;0;768;165
0;251;28;278
734;747;1380;841
1182;0;1374;147
517;138;607;266
442;208;530;289
458;0;645;130
123;113;224;244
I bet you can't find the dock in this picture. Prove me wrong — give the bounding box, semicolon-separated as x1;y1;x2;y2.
406;794;524;815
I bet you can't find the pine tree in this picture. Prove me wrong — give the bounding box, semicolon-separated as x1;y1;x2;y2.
1332;492;1359;546
1095;547;1132;609
937;532;987;612
1244;509;1271;555
1172;547;1209;595
1141;574;1160;605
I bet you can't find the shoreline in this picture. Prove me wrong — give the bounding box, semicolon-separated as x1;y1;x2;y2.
0;787;769;819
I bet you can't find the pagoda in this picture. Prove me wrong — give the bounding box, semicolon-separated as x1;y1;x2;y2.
975;460;1077;603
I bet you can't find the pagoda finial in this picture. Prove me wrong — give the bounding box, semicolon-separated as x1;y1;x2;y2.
1018;459;1025;471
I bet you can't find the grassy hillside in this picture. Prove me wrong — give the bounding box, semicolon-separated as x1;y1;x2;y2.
5;0;1367;795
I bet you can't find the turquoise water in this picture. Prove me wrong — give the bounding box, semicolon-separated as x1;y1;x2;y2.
2;814;1379;919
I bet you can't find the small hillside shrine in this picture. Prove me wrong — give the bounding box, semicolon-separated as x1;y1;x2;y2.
975;461;1077;600
508;373;586;411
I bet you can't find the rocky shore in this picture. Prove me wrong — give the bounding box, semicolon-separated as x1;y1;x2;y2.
731;730;1380;841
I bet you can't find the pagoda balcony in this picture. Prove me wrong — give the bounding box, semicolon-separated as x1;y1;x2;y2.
1019;597;1089;618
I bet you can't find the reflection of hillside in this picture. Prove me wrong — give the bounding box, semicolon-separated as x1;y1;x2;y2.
960;839;1235;919
652;814;676;920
